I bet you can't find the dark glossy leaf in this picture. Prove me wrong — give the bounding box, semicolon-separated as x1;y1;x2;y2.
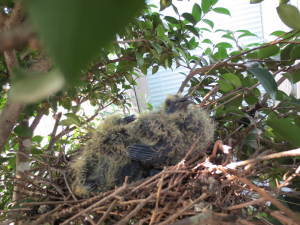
150;49;160;60
149;41;162;54
32;135;43;144
201;0;211;13
49;99;57;112
64;113;81;127
109;83;118;93
226;106;246;116
290;46;300;59
202;19;214;29
266;118;300;148
238;33;258;39
10;68;65;103
292;69;300;83
27;0;145;81
164;16;179;24
258;45;280;59
60;119;73;126
247;67;278;103
192;3;202;22
157;24;165;37
216;47;227;59
212;7;231;16
24;104;36;117
277;4;300;30
62;98;71;110
218;80;233;92
185;25;199;37
125;73;133;84
152;66;159;74
269;30;286;37
216;42;233;48
212;0;218;5
135;52;144;67
182;13;196;25
14;125;33;137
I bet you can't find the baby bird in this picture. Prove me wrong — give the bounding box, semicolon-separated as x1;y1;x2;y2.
72;93;215;196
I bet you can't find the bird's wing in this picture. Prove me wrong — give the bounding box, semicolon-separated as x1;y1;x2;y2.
124;143;169;165
113;161;143;183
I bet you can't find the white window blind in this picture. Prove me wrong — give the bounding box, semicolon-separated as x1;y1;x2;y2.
146;0;264;108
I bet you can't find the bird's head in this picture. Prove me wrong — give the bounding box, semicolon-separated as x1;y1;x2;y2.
162;93;193;115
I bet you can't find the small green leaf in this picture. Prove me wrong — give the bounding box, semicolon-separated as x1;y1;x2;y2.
14;125;33;137
216;47;227;59
290;46;300;59
164;16;179;24
150;49;160;60
157;24;165;37
269;30;286;37
226;106;246;116
218;80;233;92
202;19;214;29
216;42;233;48
277;4;300;30
59;119;73;126
212;0;218;5
182;13;196;25
292;69;300;83
152;66;159;74
250;0;264;4
149;41;162;54
9;68;65;103
32;135;43;144
212;7;231;16
24;104;36;117
202;39;213;44
185;25;199;37
27;0;145;81
64;113;81;127
222;34;236;42
135;52;144;67
247;67;278;104
125;73;133;84
220;73;242;87
109;83;118;93
160;0;172;11
201;0;211;14
258;45;280;59
238;33;258;39
266;118;300;148
192;3;202;22
62;98;71;110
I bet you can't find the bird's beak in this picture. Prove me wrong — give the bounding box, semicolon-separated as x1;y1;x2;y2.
177;95;194;110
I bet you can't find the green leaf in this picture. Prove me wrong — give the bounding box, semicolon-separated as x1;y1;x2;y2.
292;69;300;83
32;135;43;144
212;7;231;16
238;33;258;39
185;25;199;37
216;47;227;59
149;41;162;54
218;80;233;92
212;0;218;5
216;42;233;48
258;45;280;59
226;106;246;116
64;113;81;127
152;66;159;74
192;3;202;22
9;68;65;103
24;104;36;117
201;0;211;14
220;73;242;87
49;98;57;112
125;73;133;84
290;46;300;59
59;119;73;126
250;0;264;3
277;4;300;30
182;13;196;25
14;125;33;137
160;0;172;11
62;98;71;110
202;39;213;44
150;49;160;60
243;133;258;149
247;67;278;104
222;34;235;42
266;118;300;148
109;83;118;93
202;19;214;29
164;16;179;24
270;30;286;37
135;52;144;67
27;0;145;82
157;24;165;37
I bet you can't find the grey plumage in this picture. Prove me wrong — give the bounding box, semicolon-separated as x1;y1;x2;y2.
72;93;214;196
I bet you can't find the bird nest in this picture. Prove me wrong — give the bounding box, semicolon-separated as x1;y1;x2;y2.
2;140;300;225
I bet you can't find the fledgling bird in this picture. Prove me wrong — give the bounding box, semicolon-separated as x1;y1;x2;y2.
72;93;215;196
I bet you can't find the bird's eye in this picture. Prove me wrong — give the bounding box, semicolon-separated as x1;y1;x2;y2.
166;101;171;106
